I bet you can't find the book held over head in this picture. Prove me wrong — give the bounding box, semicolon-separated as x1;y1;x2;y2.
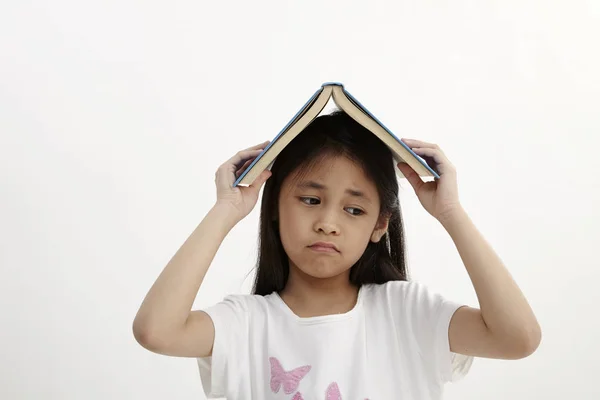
234;82;440;187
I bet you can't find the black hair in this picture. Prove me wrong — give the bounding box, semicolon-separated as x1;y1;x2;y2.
252;110;409;295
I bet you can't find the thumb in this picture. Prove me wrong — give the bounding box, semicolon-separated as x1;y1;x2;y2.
249;169;272;192
398;162;423;192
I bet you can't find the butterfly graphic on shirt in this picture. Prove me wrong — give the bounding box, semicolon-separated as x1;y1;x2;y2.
269;357;369;400
292;382;370;400
269;357;312;394
325;383;342;400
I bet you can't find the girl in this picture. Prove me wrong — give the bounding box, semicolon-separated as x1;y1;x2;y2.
133;111;541;399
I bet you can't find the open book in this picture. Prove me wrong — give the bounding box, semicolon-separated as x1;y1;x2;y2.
234;82;440;187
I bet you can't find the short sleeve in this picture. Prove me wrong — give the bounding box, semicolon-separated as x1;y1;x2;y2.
403;281;474;383
196;295;248;398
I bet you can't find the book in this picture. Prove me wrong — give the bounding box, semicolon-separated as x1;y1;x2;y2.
234;82;440;187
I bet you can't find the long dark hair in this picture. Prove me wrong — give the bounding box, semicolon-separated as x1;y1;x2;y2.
252;110;409;295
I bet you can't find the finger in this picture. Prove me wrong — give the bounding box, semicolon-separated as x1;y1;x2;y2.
235;158;255;178
243;140;270;152
397;162;424;191
224;149;266;189
226;139;270;168
247;169;272;192
228;148;265;169
216;161;239;189
411;147;453;175
401;138;440;150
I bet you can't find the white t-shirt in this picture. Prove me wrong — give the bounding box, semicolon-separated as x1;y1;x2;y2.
197;280;474;399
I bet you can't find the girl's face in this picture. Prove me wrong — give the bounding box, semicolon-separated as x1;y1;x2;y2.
277;155;389;281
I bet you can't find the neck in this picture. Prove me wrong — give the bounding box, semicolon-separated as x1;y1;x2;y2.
279;264;360;318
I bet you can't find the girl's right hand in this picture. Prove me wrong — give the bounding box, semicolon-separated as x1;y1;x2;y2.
214;140;272;221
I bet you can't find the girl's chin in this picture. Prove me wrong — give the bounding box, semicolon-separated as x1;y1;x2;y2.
292;263;350;280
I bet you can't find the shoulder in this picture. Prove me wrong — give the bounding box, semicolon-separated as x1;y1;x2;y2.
361;279;434;304
208;292;274;311
203;292;280;319
361;280;462;320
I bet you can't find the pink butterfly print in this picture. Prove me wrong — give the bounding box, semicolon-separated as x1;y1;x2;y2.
269;357;311;394
326;382;342;400
292;392;304;400
325;382;369;400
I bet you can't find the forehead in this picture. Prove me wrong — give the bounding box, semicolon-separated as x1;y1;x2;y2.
283;155;379;201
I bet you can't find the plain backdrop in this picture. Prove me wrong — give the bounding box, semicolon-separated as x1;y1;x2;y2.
1;1;599;399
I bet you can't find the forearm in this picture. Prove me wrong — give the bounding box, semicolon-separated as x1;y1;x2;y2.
439;207;541;347
133;203;240;337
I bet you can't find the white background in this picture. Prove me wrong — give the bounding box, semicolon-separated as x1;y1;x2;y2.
1;1;599;399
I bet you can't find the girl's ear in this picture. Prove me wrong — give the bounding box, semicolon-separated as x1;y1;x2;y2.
370;213;390;243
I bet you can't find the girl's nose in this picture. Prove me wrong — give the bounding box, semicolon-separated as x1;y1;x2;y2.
314;214;340;235
317;223;338;235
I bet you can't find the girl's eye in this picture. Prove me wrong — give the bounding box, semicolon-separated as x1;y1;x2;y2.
300;197;320;205
299;197;364;216
346;207;364;216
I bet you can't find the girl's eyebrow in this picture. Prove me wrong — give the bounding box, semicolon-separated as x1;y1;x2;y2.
296;180;372;204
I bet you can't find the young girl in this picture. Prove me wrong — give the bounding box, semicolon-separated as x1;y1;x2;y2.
133;111;541;399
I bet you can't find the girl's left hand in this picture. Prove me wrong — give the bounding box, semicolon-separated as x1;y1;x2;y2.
397;138;463;222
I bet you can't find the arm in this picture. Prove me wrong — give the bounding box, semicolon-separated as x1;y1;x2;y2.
440;207;542;359
397;138;541;360
132;203;239;357
132;141;271;357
